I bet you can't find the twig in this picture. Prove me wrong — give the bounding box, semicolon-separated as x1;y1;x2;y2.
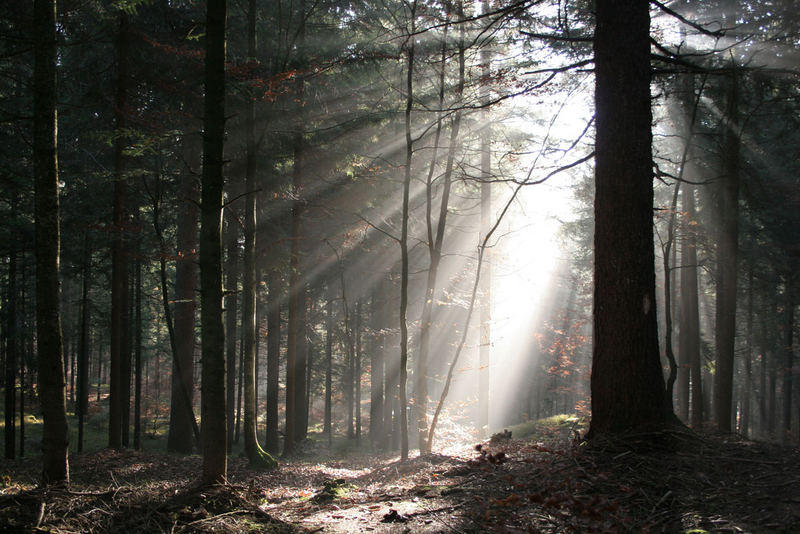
34;499;46;528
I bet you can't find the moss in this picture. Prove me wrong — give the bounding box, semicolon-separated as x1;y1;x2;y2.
311;479;355;503
249;446;278;469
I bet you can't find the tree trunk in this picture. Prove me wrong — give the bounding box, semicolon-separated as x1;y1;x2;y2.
242;0;275;468
713;68;740;433
782;277;794;443
587;0;673;437
224;213;239;453
77;232;91;452
369;291;384;449
34;0;69;484
109;10;130;451
324;286;334;441
398;0;416;462
200;0;228;485
133;236;142;450
265;270;281;454
680;184;703;428
5;200;17;460
478;0;492;437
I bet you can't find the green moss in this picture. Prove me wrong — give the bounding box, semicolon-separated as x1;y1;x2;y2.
249;445;278;469
312;478;355;503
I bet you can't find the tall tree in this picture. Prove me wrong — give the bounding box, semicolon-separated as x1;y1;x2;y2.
34;0;69;484
680;184;703;427
200;0;228;485
4;196;17;459
168;143;200;454
242;0;276;468
713;68;740;433
109;10;131;450
586;0;674;437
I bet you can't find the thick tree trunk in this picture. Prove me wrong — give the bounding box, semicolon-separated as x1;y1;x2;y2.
713;69;740;433
109;11;130;451
587;0;673;437
34;0;69;484
200;0;228;485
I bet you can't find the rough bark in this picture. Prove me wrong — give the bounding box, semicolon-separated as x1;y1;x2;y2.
77;233;91;452
34;0;69;484
200;0;228;485
587;0;673;437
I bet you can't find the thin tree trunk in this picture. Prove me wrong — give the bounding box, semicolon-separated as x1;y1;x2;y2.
77;232;91;452
782;278;794;443
398;0;417;462
265;270;281;454
324;286;334;441
242;0;275;468
224;215;239;453
369;291;383;449
355;300;362;443
478;0;492;437
200;0;228;485
4;198;17;459
34;0;69;483
147;176;202;451
133;234;142;450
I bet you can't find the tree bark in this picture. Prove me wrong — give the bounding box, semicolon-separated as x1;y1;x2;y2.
398;0;417;462
77;232;91;452
265;270;281;454
587;0;673;437
5;199;17;459
680;184;703;427
242;0;275;468
200;0;228;485
224;213;239;453
713;69;740;433
478;0;492;437
34;0;69;484
109;10;130;451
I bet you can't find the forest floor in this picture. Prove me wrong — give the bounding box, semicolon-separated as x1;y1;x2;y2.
1;418;799;533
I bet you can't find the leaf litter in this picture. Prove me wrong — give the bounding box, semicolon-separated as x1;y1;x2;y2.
1;424;798;533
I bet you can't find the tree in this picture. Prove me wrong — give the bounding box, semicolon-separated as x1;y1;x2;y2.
586;0;674;437
713;68;740;433
200;0;227;486
109;10;131;451
34;0;69;484
242;0;276;469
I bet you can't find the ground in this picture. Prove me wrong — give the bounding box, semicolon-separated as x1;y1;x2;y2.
1;420;798;533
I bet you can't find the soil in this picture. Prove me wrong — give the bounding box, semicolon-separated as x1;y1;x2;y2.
1;426;798;533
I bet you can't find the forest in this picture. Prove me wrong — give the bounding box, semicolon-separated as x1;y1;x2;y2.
1;0;799;532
